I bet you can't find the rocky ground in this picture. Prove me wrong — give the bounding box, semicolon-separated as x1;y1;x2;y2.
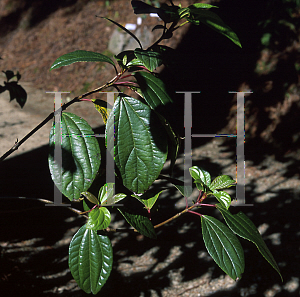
1;0;300;296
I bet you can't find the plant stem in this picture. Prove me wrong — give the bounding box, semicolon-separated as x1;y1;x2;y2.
153;202;197;229
0;74;121;162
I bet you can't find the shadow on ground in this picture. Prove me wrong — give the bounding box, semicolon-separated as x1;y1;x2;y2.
0;129;299;296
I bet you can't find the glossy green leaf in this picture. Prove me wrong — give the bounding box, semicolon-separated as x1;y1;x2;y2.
189;166;211;186
133;48;163;72
106;95;168;194
86;207;111;230
133;190;163;210
216;204;283;281
50;50;115;70
81;191;99;205
118;208;157;239
185;10;242;48
98;183;114;204
68;225;113;294
98;183;126;206
132;71;173;109
201;215;244;280
210;175;236;191
48;112;101;201
211;190;231;209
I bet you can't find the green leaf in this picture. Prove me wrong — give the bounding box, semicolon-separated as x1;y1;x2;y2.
118;208;157;239
201;215;244;280
216;204;283;281
86;207;111;230
115;50;139;69
83;199;91;212
189;166;211;186
98;183;114;204
48;112;101;201
81;191;99;205
50;50;116;71
68;225;113;294
185;10;242;48
102;17;143;49
261;32;272;46
106;95;168;194
210;175;236;191
98;183;126;206
189;3;218;9
168;177;193;197
133;48;163;72
211;190;231;209
133;190;163;210
174;184;193;197
194;178;211;192
132;71;173;109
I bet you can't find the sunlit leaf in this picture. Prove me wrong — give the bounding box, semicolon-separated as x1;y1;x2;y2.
133;190;164;210
69;225;113;294
189;166;211;186
106;95;168;194
210;175;236;191
211;190;231;209
86;207;111;230
50;50;116;70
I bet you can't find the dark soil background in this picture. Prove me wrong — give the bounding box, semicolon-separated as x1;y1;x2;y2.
0;0;300;296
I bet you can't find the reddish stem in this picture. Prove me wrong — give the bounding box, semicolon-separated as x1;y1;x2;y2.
119;74;133;80
199;203;216;207
114;81;135;85
80;98;93;102
187;210;203;217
